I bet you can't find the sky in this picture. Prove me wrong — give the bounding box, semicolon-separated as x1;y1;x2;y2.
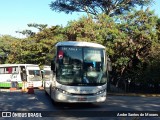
0;0;160;38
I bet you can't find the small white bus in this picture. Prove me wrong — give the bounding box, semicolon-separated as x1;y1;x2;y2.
0;64;42;88
41;65;51;88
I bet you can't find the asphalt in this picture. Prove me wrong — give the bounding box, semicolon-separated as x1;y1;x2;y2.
107;92;160;97
1;88;160;97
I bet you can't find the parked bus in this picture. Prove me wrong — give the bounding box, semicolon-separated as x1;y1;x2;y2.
0;64;42;88
44;41;111;103
41;65;51;87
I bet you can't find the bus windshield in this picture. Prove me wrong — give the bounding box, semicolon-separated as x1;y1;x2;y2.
56;46;107;86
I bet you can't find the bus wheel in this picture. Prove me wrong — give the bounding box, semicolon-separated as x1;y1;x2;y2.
50;88;59;106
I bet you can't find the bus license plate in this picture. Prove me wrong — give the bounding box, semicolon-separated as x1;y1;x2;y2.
78;97;87;101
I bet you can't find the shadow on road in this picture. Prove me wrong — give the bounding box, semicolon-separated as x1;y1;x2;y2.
1;89;160;112
52;102;102;110
0;90;54;111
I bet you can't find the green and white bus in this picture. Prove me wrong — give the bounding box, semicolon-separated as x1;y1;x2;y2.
0;64;42;88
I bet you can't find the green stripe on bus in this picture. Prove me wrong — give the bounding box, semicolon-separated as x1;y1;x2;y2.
0;82;22;88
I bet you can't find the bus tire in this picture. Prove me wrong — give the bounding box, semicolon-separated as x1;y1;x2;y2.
50;87;59;106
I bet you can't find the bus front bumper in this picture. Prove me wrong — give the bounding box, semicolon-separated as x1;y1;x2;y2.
53;90;106;103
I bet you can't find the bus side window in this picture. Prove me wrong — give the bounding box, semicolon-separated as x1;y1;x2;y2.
8;67;12;74
0;68;4;74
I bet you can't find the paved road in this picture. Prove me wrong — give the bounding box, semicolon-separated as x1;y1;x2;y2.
0;89;159;120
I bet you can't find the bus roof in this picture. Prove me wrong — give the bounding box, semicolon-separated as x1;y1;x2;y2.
55;41;105;49
0;64;39;67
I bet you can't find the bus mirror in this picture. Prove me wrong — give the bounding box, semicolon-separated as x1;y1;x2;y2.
107;58;112;71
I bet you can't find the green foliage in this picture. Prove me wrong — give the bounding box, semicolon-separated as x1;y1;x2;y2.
2;25;66;66
156;18;160;41
114;9;159;87
50;0;154;16
1;6;160;93
16;23;48;37
65;16;99;42
145;42;160;82
0;35;20;64
63;9;160;91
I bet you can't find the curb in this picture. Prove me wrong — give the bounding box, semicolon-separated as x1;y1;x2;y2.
0;88;44;92
0;89;21;92
107;93;160;97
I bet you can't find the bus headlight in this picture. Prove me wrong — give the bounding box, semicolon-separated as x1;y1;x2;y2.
95;89;106;95
55;88;70;95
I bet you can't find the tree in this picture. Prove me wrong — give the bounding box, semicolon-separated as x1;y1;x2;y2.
0;35;20;64
64;9;159;92
50;0;154;16
111;9;159;92
8;25;66;65
156;18;160;41
142;42;160;93
65;16;99;41
16;23;48;37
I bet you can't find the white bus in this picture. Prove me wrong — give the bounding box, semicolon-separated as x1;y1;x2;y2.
44;41;111;103
0;64;42;88
41;65;51;87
